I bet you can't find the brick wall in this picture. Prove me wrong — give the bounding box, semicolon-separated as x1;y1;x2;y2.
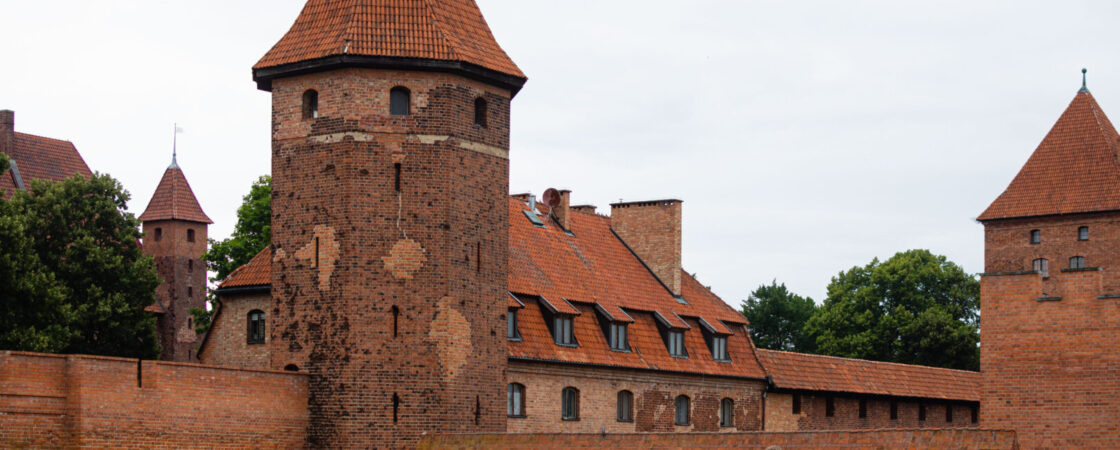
198;290;271;369
269;68;512;447
764;392;978;431
609;200;683;296
418;429;1019;449
0;351;308;448
142;219;209;362
507;361;764;433
980;269;1120;447
984;212;1120;294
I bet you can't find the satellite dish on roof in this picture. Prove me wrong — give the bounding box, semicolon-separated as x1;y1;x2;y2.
543;188;561;208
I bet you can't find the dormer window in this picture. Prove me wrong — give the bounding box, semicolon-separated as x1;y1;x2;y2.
302;89;319;119
1079;226;1089;241
1070;256;1086;269
711;335;729;361
507;309;521;340
1033;258;1049;278
390;86;411;116
1030;229;1041;244
667;330;687;357
553;315;575;346
609;323;628;351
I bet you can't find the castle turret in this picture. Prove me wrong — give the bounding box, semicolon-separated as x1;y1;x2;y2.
139;154;212;362
254;0;526;446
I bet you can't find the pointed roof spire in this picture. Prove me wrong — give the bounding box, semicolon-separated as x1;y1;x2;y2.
252;0;527;94
979;86;1120;221
1080;68;1090;94
139;163;212;224
169;123;182;169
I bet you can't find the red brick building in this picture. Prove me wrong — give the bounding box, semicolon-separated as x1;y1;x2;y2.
0;109;91;197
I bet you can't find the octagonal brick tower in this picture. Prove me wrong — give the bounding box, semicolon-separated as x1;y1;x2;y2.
253;0;526;447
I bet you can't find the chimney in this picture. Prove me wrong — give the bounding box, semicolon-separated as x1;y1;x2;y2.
0;110;13;158
610;199;683;296
571;204;597;214
552;189;572;230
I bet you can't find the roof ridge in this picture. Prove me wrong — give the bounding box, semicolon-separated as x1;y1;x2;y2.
757;348;980;375
420;0;461;61
13;131;74;145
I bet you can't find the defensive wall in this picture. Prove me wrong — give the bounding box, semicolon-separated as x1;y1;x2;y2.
0;350;308;448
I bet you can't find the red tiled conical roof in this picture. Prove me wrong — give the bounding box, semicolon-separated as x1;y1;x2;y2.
139;164;212;224
254;0;525;90
979;91;1120;221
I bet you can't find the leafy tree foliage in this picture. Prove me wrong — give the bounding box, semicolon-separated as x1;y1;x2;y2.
804;249;979;370
740;280;817;352
0;152;9;175
202;175;270;282
0;173;161;358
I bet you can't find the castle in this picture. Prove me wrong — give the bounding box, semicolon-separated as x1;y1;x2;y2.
0;0;1116;448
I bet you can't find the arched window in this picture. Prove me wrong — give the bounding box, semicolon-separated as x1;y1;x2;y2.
507;383;525;417
302;89;319;120
283;364;299;372
617;390;633;422
247;310;265;344
561;387;579;420
720;398;734;427
390;86;410;116
674;395;690;425
474;97;488;127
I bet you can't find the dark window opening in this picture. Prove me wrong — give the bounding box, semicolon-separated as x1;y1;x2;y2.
667;330;687;357
187;286;193;298
1079;226;1089;241
154;228;162;242
1070;256;1086;269
507;383;525;417
561;387;579;420
284;364;299;372
136;359;143;388
188;317;193;329
711;335;729;361
946;404;953;422
302;89;319;120
720;398;734;427
859;399;867;418
394;163;401;192
674;395;690;425
1030;229;1041;244
890;400;898;420
188;259;193;272
314;237;320;268
475;396;481;426
392;393;400;424
617;390;633;422
474;97;488;127
507;309;521;340
610;323;629;351
1033;258;1050;278
971;405;978;424
390;87;411;116
247;310;265;344
187;229;195;243
825;397;835;417
553;315;575;346
391;305;399;338
919;403;926;421
792;394;801;414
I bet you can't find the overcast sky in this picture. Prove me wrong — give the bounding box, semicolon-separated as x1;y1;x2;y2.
3;1;1118;305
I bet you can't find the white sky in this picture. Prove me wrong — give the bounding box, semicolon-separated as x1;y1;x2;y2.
2;0;1118;305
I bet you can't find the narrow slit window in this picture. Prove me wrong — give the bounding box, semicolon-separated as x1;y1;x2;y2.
247;310;265;344
187;286;193;298
919;403;926;421
392;393;400;423
314;237;320;268
617;390;633;422
674;395;690;426
391;305;399;338
476;242;481;273
1030;229;1041;244
1079;226;1089;241
475;396;481;426
507;309;520;340
890;399;898;420
390;87;411;116
474;97;488;127
825;396;835;417
1070;256;1086;269
507;383;525;417
859;399;867;418
561;387;579;420
394;163;401;192
302;89;319;120
188;259;193;272
720;398;734;427
946;404;953;422
187;229;195;242
792;394;801;414
154;227;162;242
971;404;978;423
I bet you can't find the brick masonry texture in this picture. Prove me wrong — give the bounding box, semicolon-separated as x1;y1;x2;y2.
980;268;1120;448
417;429;1020;449
0;351;308;448
984;211;1120;294
268;68;512;447
764;393;978;432
142;219;209;362
199;290;271;369
507;361;764;433
609;200;683;296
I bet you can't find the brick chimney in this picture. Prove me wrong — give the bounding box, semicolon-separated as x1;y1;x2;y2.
610;199;683;296
551;189;572;230
0;110;13;158
571;204;597;214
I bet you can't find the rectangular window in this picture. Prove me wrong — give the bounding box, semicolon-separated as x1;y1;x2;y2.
188;259;193;272
1033;258;1049;278
187;286;193;298
711;336;729;361
1030;229;1041;244
825;397;834;417
890;400;898;420
859;399;867;418
187;229;195;243
609;323;628;351
946;404;953;422
1079;226;1089;241
919;403;926;421
792;394;801;414
668;330;686;357
507;310;520;340
971;404;978;424
553;315;574;346
1070;256;1086;269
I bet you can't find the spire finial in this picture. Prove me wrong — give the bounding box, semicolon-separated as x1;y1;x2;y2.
169;124;183;169
1079;68;1090;94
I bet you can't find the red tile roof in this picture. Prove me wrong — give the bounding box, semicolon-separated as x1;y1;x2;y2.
979;91;1120;221
138;166;212;224
1;132;92;195
756;349;980;401
221;247;272;288
254;0;524;80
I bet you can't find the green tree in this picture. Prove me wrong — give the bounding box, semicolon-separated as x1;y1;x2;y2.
740;280;817;352
0;152;10;175
804;249;979;370
202;175;270;282
0;173;161;358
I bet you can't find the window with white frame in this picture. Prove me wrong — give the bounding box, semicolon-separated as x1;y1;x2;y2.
507;383;525;417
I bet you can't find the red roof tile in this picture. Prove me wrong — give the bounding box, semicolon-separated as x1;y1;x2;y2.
138;166;212;224
219;247;272;289
979;91;1120;221
1;132;92;195
757;349;980;401
254;0;524;80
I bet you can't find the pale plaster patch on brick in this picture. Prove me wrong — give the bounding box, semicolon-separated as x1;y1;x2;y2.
294;225;339;290
382;238;426;279
176;320;197;344
307;132;379;144
412;134;508;159
428;296;472;379
273;247;286;262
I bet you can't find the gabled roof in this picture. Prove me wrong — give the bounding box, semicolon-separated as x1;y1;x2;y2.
1;132;92;195
220;247;272;289
979;91;1120;221
757;349;980;402
138;164;212;224
254;0;525;91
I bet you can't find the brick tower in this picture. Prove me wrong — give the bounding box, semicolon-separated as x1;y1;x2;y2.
139;154;212;362
978;72;1120;447
253;0;526;447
